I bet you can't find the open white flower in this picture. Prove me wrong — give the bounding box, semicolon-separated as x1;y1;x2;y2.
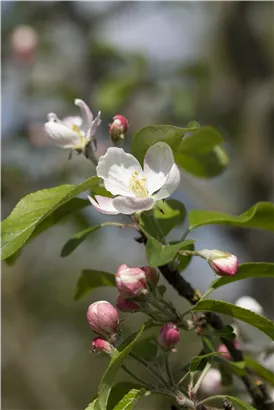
88;142;181;215
44;99;101;153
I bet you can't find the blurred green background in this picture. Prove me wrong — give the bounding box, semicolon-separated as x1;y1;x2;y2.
1;1;274;409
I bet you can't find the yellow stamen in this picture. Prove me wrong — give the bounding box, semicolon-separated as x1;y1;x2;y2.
71;124;85;148
128;171;148;198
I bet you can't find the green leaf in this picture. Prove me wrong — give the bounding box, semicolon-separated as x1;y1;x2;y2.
154;199;186;236
85;399;98;410
113;389;146;410
140;199;186;239
174;126;229;178
186;120;201;130
131;125;188;164
156;285;167;296
188;202;274;232
207;325;236;341
1;176;100;260
244;355;274;386
227;397;256;410
199;395;256;410
226;361;246;377
5;198;89;265
132;336;158;362
144;232;194;267
193;300;274;340
61;225;101;257
190;352;222;372
74;270;115;301
97;322;148;410
207;263;274;294
107;383;144;410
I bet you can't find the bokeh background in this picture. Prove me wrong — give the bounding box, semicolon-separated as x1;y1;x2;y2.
2;1;274;409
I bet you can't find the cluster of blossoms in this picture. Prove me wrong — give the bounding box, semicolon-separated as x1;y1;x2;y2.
86;263;181;355
44;99;241;384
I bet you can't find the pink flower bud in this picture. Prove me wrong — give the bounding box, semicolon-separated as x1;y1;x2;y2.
11;25;38;63
141;266;159;288
158;322;180;351
200;368;222;394
91;337;114;356
115;264;148;299
87;301;119;341
109;115;128;142
199;249;238;276
217;340;240;361
116;296;141;312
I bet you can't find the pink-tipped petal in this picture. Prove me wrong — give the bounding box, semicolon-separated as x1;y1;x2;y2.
113;196;154;215
88;195;119;215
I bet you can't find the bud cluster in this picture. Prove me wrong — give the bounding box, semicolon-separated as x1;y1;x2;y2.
87;300;119;356
114;264;181;323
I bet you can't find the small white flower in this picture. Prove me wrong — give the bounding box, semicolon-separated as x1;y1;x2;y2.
44;99;101;153
88;142;181;215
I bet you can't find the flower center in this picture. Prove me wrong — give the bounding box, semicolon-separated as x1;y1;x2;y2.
128;171;148;198
71;124;85;146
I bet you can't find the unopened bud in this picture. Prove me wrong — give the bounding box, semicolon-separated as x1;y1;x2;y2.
87;301;119;342
234;296;270;350
116;296;140;312
235;296;263;315
217;340;240;361
115;264;148;299
200;368;222;394
91;337;115;356
11;25;38;63
158;322;180;352
141;266;159;289
199;249;238;276
109;115;128;144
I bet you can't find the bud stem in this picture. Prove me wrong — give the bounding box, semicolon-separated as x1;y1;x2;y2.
121;364;152;388
177;250;201;257
129;351;168;388
163;353;175;386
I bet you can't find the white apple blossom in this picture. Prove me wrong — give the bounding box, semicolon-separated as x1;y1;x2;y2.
44;99;101;155
88;142;181;215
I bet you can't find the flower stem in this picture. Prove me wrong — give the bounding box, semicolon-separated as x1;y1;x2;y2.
129;351;168;388
121;364;152;388
163;353;175;386
192;362;211;395
101;221;138;230
177;250;201;257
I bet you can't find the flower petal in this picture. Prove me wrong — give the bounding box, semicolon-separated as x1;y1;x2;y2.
97;147;143;197
153;163;181;200
86;111;102;141
144;142;175;195
113;196;154;215
62;116;83;128
45;113;81;148
88;195;119;215
75;99;93;133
